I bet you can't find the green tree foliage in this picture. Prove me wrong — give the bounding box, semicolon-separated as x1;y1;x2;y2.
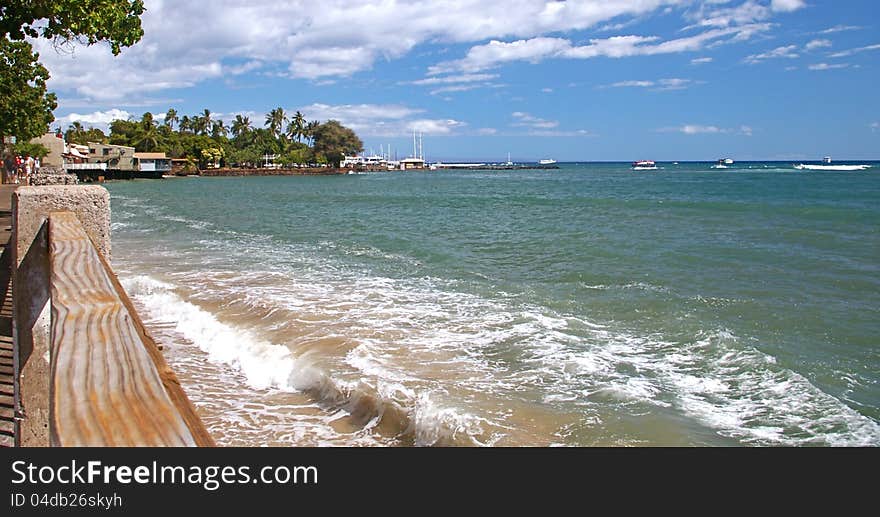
102;108;362;170
164;108;178;129
312;120;363;167
108;118;140;146
200;147;224;169
288;110;306;143
1;0;146;56
13;141;49;158
231;115;251;140
65;123;106;145
265;107;286;139
1;0;145;141
0;38;57;140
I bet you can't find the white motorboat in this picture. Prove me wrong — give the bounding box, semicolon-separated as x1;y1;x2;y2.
632;160;658;170
711;158;732;169
793;163;870;171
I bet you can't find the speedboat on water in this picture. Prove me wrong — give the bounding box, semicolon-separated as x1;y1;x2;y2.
539;159;557;165
793;163;871;171
711;158;733;169
632;160;658;170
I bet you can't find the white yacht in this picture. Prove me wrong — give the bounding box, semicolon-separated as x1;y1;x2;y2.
632;160;658;171
793;163;870;171
539;159;557;165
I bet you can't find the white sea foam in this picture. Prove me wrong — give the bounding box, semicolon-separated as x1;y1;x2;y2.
123;275;296;391
121;273;507;446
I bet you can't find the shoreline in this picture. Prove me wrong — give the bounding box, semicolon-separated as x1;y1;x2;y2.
195;167;349;177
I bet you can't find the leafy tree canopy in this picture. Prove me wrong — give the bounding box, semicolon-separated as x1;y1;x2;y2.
13;141;49;158
1;0;145;55
0;38;57;140
312;120;363;167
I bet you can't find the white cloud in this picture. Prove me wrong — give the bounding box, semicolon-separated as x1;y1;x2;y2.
659;124;752;135
295;103;464;137
407;119;466;135
688;0;802;28
805;39;832;51
41;0;702;101
505;113;593;136
691;56;714;65
428;84;483;95
680;124;722;134
770;0;806;13
55;109;133;132
406;73;501;96
610;80;656;88
819;25;862;34
225;60;264;75
829;44;880;58
430;24;770;74
744;44;799;64
605;78;699;90
300;103;421;122
870;122;879;132
527;129;595;137
35;1;803;104
808;63;850;71
408;73;499;86
686;0;793;29
511;111;558;129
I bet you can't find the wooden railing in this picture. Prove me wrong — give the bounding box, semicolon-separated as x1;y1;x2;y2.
46;211;214;446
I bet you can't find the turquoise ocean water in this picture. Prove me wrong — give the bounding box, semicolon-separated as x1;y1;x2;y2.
106;161;880;446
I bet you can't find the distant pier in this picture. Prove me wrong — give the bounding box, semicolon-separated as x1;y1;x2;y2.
433;163;560;171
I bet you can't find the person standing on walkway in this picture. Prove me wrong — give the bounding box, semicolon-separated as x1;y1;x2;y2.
25;155;34;186
1;152;14;184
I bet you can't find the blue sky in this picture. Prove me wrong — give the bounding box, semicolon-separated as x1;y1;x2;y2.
38;0;879;161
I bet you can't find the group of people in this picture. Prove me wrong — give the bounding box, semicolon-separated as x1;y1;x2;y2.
2;153;39;185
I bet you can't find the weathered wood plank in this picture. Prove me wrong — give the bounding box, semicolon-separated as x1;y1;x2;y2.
48;211;210;446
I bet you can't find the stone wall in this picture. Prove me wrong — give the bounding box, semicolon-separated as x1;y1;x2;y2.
12;186;110;446
30;166;79;186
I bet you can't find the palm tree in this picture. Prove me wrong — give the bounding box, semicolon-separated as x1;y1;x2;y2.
164;108;178;130
304;120;320;146
211;120;228;139
192;109;212;135
265;107;286;139
140;112;155;130
231;115;251;139
135;124;159;152
292;110;305;143
285;119;298;143
194;115;208;135
66;121;85;144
